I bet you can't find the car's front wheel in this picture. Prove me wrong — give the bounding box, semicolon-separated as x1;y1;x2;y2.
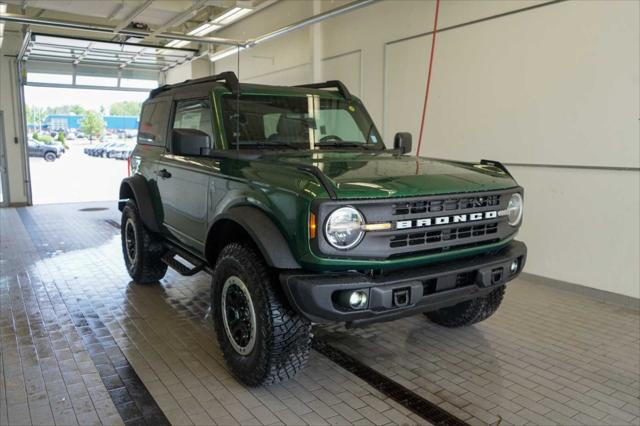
44;151;57;162
212;242;311;386
425;286;505;327
121;200;168;284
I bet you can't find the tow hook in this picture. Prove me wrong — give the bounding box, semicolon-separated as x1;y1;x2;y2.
392;288;411;307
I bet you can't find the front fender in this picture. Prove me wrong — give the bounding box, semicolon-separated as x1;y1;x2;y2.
209;206;301;269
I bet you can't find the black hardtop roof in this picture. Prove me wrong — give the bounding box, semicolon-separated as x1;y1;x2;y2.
149;71;352;101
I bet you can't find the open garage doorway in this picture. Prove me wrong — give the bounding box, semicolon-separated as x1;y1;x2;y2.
18;32;197;205
25;86;149;204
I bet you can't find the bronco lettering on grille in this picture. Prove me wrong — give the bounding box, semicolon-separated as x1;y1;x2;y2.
396;211;499;230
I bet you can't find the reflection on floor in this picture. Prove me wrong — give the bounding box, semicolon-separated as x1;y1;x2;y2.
1;202;639;426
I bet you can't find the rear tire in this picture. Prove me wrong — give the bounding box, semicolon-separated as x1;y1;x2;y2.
425;286;505;327
44;152;56;162
212;242;311;386
121;200;168;284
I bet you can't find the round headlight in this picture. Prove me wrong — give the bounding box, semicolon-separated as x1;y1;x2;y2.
507;193;523;226
325;207;365;250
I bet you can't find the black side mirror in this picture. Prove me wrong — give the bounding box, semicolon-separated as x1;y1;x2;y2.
172;128;210;156
394;132;412;155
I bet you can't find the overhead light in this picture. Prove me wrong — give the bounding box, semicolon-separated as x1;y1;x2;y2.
208;46;245;62
125;36;143;44
188;21;222;37
166;40;190;48
212;7;252;25
0;3;7;14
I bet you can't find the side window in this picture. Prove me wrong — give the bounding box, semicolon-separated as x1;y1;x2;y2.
138;101;169;146
172;99;214;145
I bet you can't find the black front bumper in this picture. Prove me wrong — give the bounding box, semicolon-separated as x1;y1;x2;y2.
281;241;527;327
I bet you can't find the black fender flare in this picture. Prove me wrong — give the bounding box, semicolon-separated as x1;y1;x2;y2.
118;175;161;233
209;206;301;269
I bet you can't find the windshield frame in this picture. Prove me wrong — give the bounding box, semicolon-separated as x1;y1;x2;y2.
213;87;385;152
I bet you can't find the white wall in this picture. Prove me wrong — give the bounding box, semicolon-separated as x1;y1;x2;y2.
208;0;640;298
0;32;28;205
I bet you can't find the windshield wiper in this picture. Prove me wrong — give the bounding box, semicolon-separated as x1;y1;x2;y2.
314;142;375;149
256;141;302;150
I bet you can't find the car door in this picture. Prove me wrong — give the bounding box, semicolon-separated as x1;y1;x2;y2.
155;97;214;253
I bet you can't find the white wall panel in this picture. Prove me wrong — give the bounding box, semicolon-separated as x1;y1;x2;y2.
244;63;311;86
384;37;430;153
512;166;640;298
320;50;362;97
422;0;640;168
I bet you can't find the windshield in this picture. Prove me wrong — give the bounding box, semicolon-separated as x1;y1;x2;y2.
221;94;383;150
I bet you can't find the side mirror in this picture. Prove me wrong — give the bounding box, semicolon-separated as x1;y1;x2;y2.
394;132;412;155
172;128;210;156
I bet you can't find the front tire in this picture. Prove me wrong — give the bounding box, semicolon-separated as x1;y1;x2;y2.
44;152;56;162
212;242;311;386
121;200;168;284
425;286;505;327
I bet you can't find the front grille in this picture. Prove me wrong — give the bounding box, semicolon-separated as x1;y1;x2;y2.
389;223;498;248
393;194;500;216
313;188;518;260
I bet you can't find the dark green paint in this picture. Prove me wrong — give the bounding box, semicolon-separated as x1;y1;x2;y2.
132;84;521;271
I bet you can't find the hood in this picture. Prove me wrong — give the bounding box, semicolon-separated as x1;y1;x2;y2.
269;151;518;199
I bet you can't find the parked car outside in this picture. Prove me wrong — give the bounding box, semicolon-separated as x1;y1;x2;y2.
28;139;63;162
108;141;136;159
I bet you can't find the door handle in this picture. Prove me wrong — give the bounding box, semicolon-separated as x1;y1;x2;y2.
156;169;172;179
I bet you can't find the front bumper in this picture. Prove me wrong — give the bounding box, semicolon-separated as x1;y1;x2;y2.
281;241;527;327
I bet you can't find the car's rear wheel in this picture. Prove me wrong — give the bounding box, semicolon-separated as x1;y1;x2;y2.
212;242;311;386
44;152;56;162
121;200;168;284
425;286;505;327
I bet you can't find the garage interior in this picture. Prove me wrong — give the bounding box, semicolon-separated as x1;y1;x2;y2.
1;1;639;425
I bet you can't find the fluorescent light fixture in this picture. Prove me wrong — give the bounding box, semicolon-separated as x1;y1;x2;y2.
0;3;7;14
208;46;245;62
188;22;222;37
166;39;190;48
212;7;252;25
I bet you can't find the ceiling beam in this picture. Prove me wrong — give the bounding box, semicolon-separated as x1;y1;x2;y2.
145;0;210;40
114;0;155;32
0;14;245;46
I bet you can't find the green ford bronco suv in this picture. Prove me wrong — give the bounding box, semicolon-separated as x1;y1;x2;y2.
119;72;527;386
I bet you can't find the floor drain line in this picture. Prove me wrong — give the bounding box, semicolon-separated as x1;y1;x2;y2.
312;338;470;426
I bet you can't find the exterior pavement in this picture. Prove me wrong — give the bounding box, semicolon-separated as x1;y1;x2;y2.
1;202;638;426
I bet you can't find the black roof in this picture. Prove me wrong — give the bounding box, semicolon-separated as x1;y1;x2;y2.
149;71;352;101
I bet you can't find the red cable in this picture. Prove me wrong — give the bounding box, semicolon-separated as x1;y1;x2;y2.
416;0;441;156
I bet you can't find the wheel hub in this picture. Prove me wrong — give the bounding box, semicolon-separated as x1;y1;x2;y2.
124;218;137;264
221;276;256;355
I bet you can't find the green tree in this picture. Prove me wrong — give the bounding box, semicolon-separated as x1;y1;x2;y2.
81;111;106;140
26;105;47;127
69;105;85;115
109;101;141;116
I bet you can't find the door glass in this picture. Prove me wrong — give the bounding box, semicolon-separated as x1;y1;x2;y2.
172;99;214;143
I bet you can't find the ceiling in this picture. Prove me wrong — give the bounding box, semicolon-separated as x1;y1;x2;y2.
2;0;270;46
1;0;273;89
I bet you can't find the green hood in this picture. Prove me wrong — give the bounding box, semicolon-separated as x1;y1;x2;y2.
270;151;518;199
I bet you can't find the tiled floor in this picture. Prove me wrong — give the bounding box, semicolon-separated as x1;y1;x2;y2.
1;202;639;426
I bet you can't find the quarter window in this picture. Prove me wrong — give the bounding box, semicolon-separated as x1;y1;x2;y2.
138;101;169;146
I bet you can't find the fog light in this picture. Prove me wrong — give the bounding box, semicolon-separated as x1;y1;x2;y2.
349;290;368;309
510;260;519;274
